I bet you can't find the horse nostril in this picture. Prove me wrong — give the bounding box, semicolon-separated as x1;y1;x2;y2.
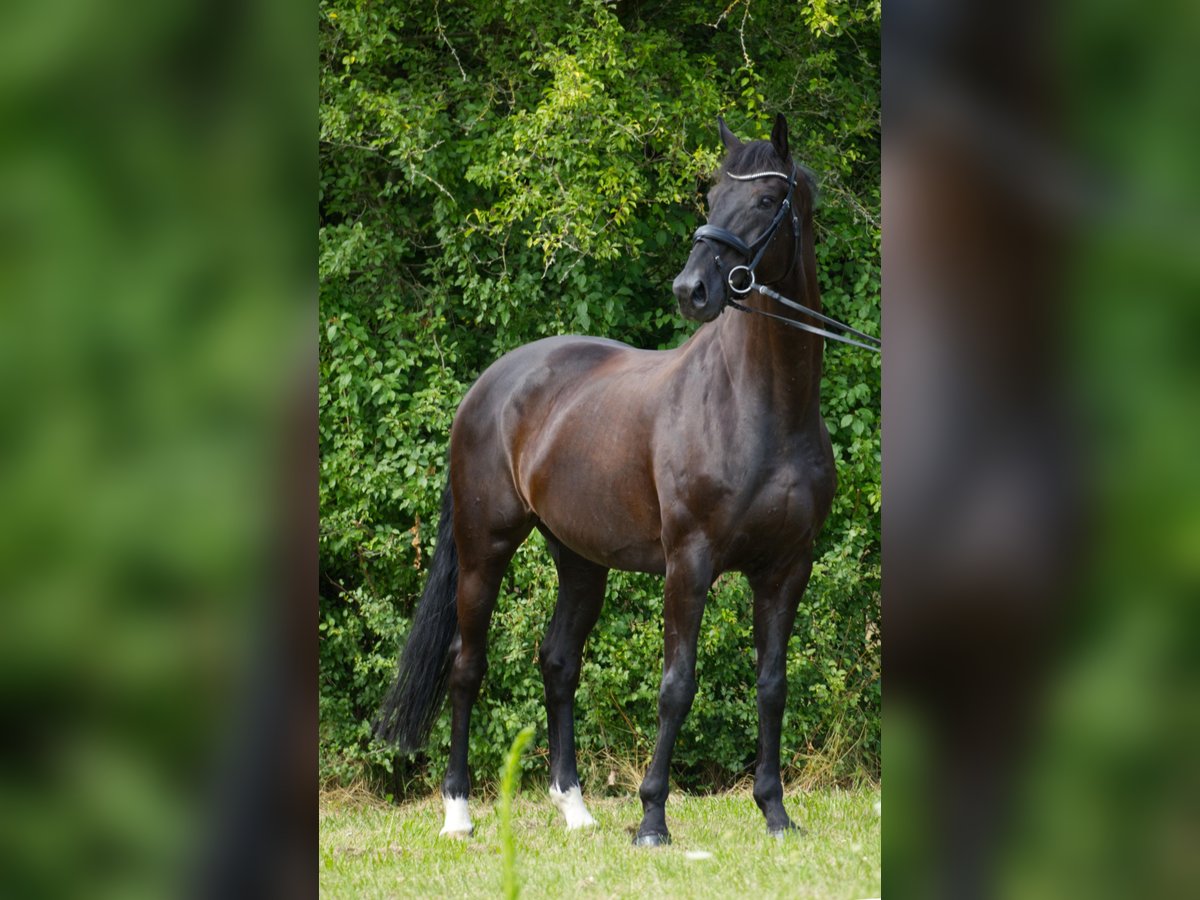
690;281;707;307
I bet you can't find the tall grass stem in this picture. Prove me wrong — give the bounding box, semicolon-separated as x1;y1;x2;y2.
499;725;535;899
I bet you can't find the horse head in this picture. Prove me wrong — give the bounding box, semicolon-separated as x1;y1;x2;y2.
673;114;816;322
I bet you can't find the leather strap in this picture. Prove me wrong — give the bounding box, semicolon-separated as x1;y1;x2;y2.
687;163;880;353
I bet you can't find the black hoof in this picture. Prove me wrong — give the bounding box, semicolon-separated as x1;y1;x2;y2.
633;831;671;847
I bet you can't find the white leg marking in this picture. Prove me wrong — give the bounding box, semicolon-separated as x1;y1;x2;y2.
440;795;473;838
549;784;597;830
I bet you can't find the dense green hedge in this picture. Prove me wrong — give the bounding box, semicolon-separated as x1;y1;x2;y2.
319;0;880;793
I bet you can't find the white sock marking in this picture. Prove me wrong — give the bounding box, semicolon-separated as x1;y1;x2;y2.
440;795;473;837
549;784;597;830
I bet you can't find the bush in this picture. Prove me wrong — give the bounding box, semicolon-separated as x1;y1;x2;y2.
319;0;880;793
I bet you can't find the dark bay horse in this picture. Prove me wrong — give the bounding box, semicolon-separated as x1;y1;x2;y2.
376;114;866;845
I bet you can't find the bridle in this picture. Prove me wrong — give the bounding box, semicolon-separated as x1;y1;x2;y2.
691;165;882;353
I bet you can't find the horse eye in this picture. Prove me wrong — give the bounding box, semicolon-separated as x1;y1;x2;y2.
757;195;775;209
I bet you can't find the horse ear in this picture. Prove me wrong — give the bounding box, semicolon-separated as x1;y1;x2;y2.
771;113;789;162
718;116;742;153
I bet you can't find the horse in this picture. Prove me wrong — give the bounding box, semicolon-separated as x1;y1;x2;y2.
374;113;876;845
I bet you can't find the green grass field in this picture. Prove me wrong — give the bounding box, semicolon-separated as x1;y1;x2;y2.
320;785;880;899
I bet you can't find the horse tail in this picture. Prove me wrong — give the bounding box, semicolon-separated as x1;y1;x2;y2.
373;480;459;752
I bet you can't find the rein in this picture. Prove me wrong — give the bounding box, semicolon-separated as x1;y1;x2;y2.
691;166;882;353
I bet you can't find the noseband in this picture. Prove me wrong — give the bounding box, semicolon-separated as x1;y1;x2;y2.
691;166;882;353
693;167;801;297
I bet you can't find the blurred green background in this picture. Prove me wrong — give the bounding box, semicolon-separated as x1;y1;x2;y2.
1001;0;1200;893
883;0;1200;896
0;0;310;895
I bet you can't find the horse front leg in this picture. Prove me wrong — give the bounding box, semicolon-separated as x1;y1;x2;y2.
748;557;813;836
634;548;712;847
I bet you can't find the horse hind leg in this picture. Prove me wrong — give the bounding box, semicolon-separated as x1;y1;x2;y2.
539;532;607;830
439;523;531;838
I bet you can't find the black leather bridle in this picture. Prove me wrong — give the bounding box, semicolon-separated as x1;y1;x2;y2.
691;166;882;353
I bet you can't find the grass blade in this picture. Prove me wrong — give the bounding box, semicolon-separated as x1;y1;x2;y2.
499;725;535;899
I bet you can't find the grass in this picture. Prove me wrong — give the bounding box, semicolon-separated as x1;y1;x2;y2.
319;783;880;899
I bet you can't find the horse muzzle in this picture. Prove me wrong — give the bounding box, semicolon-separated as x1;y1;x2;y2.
672;250;726;322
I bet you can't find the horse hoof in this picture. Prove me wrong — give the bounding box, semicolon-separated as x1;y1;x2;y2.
633;831;671;847
439;826;474;840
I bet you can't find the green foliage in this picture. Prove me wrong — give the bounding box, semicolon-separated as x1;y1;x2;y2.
320;0;879;792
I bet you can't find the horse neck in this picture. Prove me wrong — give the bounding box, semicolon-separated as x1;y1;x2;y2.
714;263;825;421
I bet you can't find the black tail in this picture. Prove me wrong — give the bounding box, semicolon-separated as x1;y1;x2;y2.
373;480;459;752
